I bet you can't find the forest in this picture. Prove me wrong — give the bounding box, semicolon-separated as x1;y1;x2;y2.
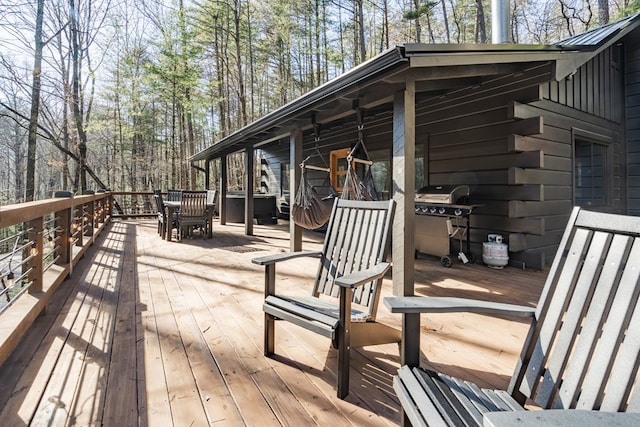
0;0;638;204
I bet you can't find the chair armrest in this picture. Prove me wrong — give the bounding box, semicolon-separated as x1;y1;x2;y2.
334;262;391;289
384;296;535;318
252;250;322;266
484;409;640;427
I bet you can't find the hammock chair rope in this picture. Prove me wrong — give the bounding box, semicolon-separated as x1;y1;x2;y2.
341;109;379;201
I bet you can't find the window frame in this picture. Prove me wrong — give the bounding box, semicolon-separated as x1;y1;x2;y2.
572;129;613;209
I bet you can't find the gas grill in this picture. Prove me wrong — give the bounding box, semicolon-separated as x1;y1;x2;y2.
414;185;477;267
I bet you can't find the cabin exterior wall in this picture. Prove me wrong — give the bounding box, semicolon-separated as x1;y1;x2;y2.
626;31;640;215
416;48;627;270
256;36;636;271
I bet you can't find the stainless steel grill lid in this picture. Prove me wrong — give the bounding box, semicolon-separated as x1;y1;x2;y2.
415;185;470;204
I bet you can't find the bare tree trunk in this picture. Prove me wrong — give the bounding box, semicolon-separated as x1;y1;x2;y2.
475;0;487;43
354;0;366;63
69;0;88;192
441;0;451;43
598;0;609;25
233;0;248;127
246;4;255;122
26;0;45;201
380;0;389;51
338;3;346;73
315;0;322;84
413;0;423;43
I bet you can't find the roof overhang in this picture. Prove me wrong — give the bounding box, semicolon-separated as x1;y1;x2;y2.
190;14;640;163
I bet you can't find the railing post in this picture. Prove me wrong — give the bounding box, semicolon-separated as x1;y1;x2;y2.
96;189;106;224
54;191;73;269
96;189;107;224
83;190;95;242
107;193;113;219
73;204;83;249
28;217;44;295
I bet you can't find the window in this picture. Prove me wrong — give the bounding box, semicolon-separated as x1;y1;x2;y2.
330;148;352;191
415;144;425;189
574;137;608;207
370;149;390;200
280;162;289;197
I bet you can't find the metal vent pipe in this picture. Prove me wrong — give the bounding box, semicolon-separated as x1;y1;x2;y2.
491;0;510;43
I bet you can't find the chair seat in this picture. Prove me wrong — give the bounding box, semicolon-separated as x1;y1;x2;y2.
265;295;371;325
394;365;525;427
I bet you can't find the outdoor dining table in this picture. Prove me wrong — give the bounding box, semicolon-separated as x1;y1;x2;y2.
163;199;215;241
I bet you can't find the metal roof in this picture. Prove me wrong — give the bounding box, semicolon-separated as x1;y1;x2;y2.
190;14;640;163
555;13;640;47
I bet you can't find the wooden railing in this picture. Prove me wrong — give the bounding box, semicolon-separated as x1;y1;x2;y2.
110;191;157;218
0;191;112;365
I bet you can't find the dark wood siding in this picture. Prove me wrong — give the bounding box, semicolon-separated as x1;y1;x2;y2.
418;56;627;270
626;32;640;215
543;46;624;123
416;64;555;269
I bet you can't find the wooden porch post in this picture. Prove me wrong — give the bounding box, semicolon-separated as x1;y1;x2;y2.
205;159;210;190
245;146;254;236
392;82;420;369
220;155;227;225
290;129;303;251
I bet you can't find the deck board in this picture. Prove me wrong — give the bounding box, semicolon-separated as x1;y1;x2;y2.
0;218;547;426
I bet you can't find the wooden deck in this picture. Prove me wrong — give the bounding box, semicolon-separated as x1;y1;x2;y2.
0;218;547;426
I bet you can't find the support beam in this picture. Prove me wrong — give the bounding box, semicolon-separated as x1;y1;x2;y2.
290;129;303;251
205;159;210;190
220;155;228;225
245;146;254;236
393;83;420;368
392;85;416;295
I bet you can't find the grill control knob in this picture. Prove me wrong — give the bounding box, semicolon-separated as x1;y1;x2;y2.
438;207;445;214
454;208;462;216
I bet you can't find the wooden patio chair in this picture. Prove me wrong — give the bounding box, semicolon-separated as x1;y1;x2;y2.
252;198;401;398
177;190;208;239
167;189;182;202
206;189;217;237
153;191;177;239
384;207;640;426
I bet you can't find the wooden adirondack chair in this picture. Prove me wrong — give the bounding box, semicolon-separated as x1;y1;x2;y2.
385;207;640;426
252;198;400;398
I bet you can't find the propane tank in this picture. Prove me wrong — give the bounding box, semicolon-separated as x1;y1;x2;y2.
483;234;509;269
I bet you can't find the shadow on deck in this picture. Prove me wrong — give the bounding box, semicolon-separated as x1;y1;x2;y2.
0;218;547;426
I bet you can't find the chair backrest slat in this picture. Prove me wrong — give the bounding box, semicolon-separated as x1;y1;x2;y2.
180;191;207;218
312;199;394;320
535;230;613;408
554;233;632;409
577;236;640;410
510;207;640;412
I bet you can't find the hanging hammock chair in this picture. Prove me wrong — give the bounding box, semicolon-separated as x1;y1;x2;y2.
291;123;338;230
291;160;337;229
341;109;379;201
